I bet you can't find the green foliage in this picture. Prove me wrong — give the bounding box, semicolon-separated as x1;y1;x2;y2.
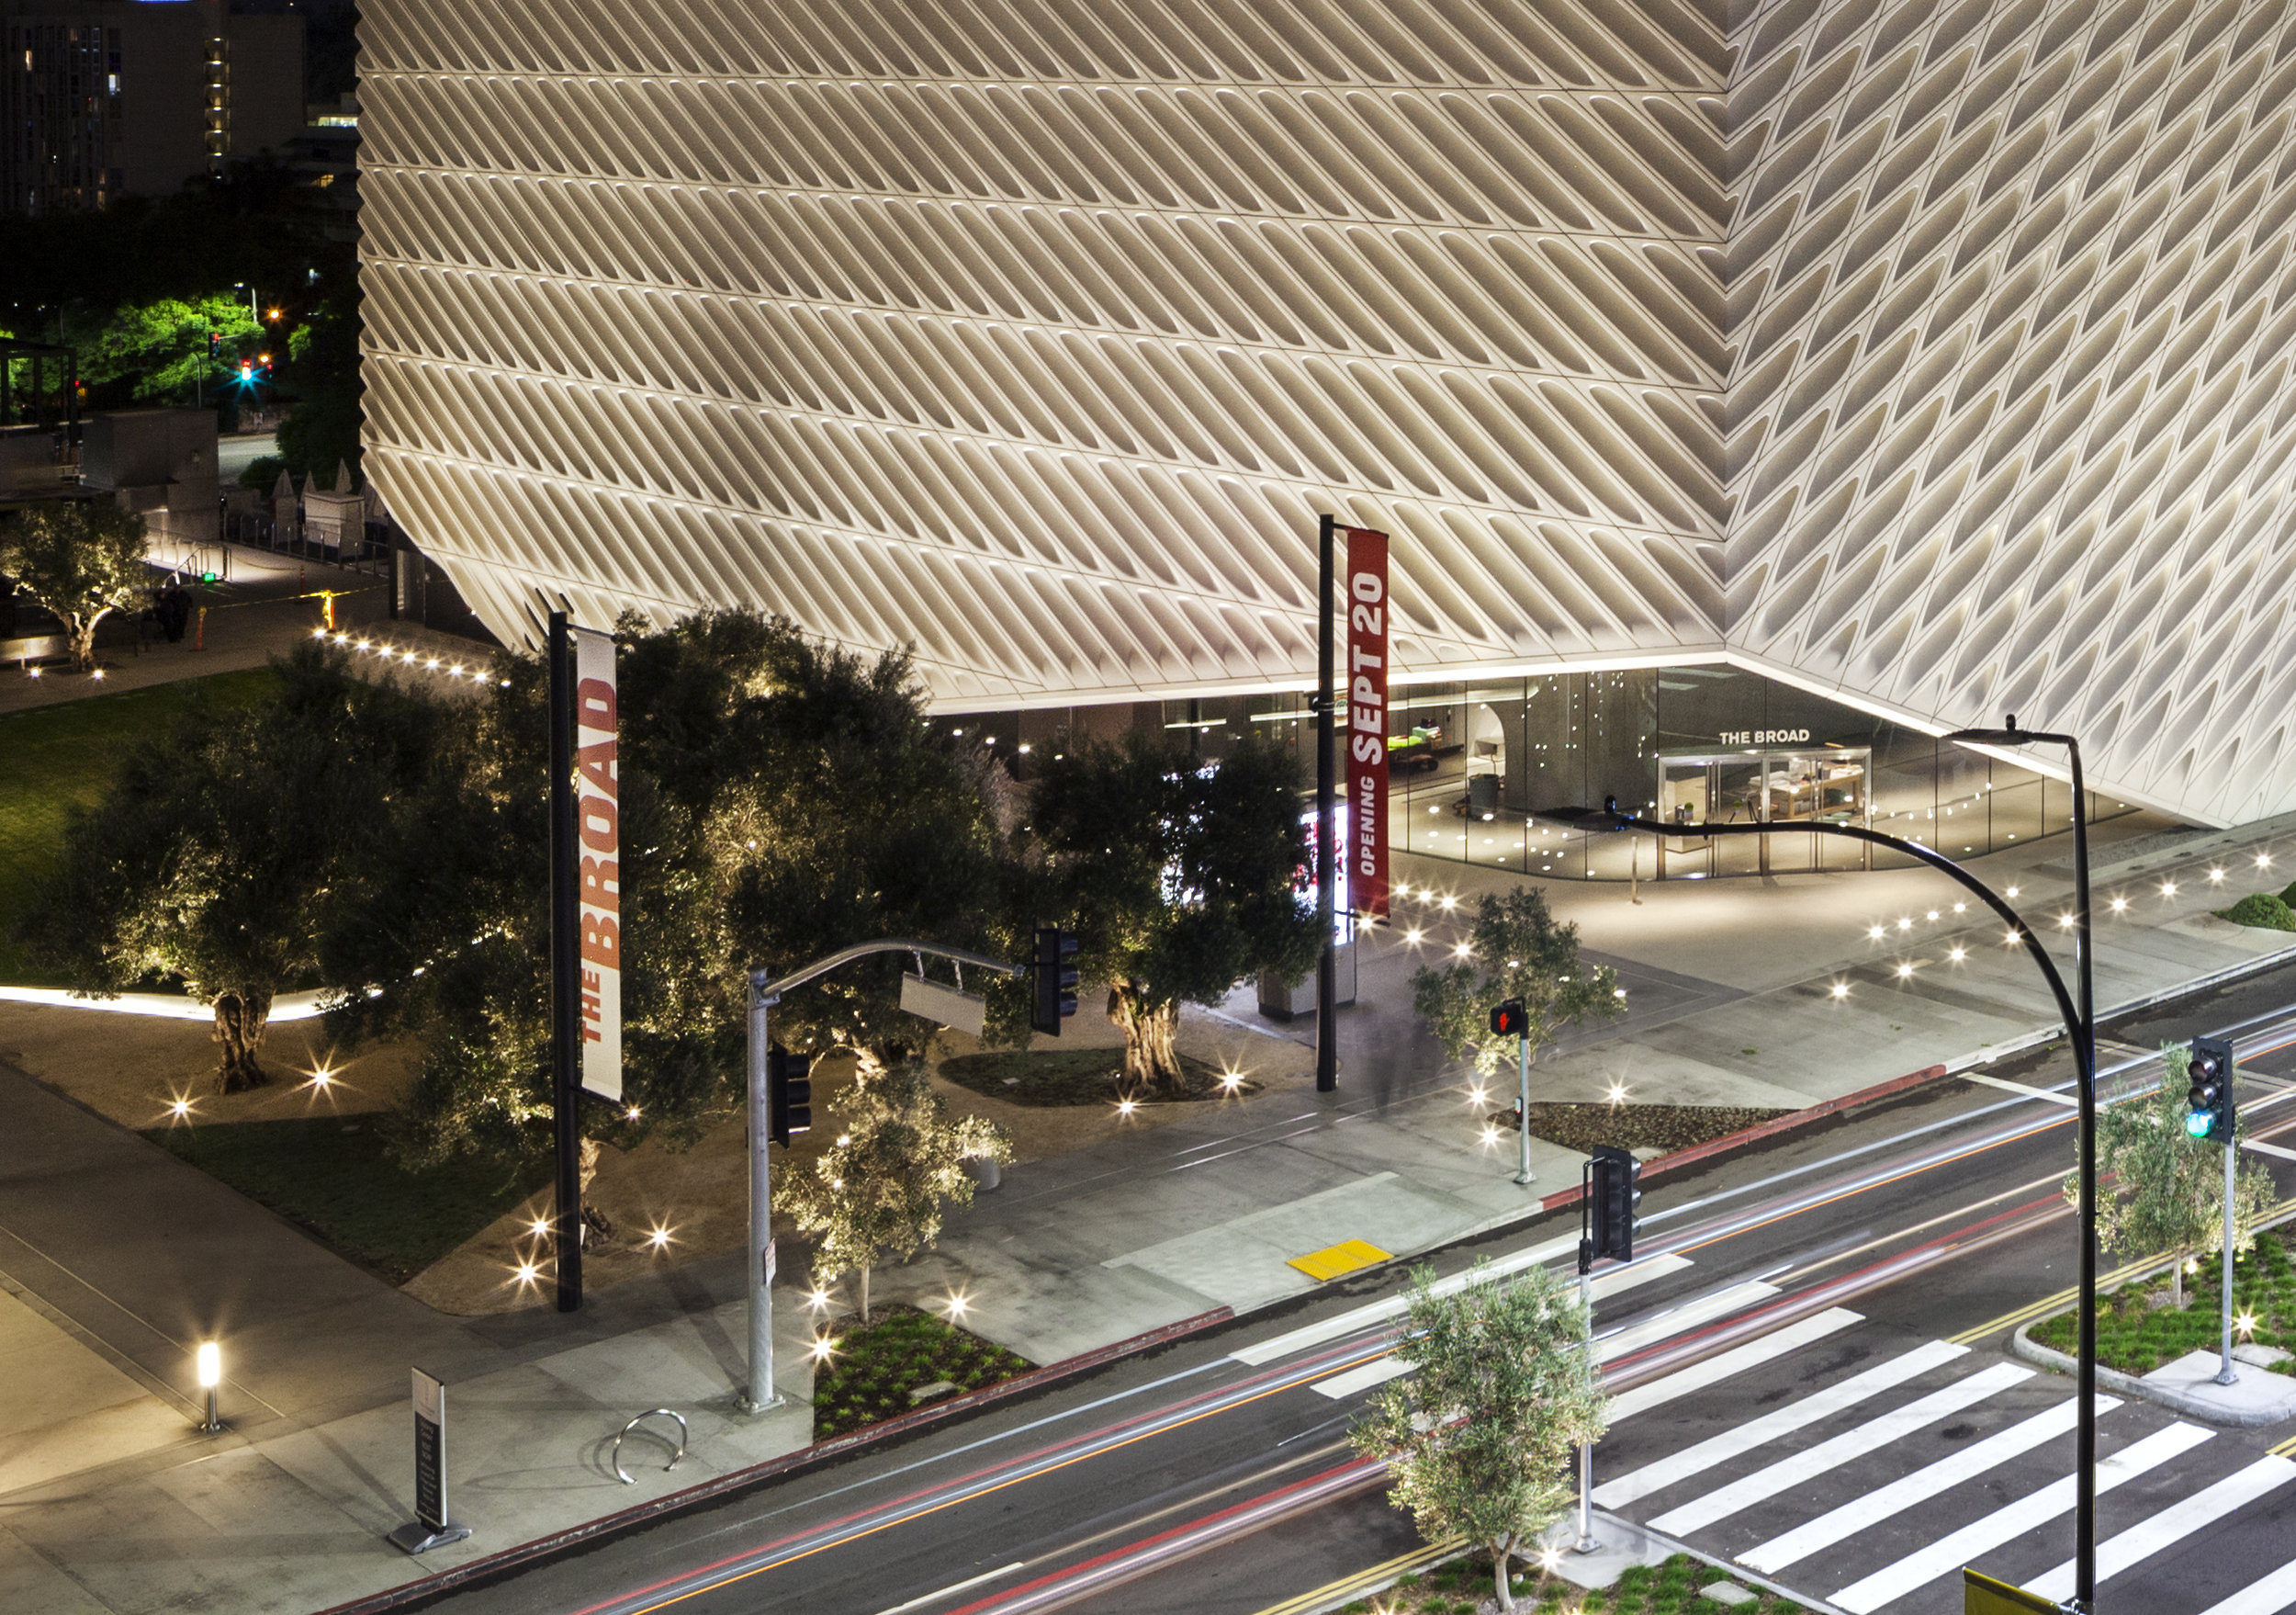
2220;892;2296;931
20;644;442;1090
780;1056;1011;1321
73;293;259;403
147;1115;546;1284
0;166;319;315
273;284;362;481
2065;1045;2279;1304
2031;1229;2296;1375
1027;730;1319;1095
0;668;277;985
1340;1554;1801;1614
1351;1261;1608;1611
1410;889;1625;1078
0;501;150;669
240;454;288;491
807;1307;1032;1440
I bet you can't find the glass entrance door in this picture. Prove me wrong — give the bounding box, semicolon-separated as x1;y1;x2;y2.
1658;749;1871;876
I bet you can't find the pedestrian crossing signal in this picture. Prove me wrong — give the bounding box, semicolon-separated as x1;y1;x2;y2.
2186;1034;2234;1143
1489;998;1527;1038
766;1045;811;1146
1031;927;1079;1035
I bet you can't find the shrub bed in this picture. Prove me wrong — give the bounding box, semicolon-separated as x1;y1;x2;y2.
1338;1551;1805;1613
808;1306;1032;1440
937;1047;1247;1105
2029;1227;2296;1375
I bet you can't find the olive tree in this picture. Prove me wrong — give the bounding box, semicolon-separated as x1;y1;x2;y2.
1028;731;1320;1098
0;501;149;672
1411;888;1624;1079
1351;1260;1607;1610
23;644;438;1089
2069;1044;2278;1306
778;1056;1011;1324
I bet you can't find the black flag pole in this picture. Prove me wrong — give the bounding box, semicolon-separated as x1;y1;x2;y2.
1314;514;1337;1093
548;609;583;1312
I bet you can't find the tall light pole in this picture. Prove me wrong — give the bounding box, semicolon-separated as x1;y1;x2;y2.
1313;513;1338;1092
1551;715;2099;1609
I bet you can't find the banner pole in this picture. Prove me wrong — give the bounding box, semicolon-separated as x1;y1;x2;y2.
1315;514;1337;1093
549;609;583;1312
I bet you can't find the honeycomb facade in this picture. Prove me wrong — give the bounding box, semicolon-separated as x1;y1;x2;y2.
358;0;2296;826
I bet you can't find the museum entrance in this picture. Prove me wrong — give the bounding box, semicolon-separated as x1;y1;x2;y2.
1657;748;1871;876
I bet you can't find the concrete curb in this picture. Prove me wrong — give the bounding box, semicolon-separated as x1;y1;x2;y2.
311;1305;1232;1615
1537;1063;1951;1214
2008;1323;2296;1429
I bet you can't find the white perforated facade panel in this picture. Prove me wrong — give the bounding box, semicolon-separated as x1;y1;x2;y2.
358;0;2296;825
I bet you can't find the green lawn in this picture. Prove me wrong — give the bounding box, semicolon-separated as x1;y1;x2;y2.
1341;1552;1804;1613
809;1307;1033;1440
0;669;279;983
2031;1227;2296;1375
145;1116;546;1284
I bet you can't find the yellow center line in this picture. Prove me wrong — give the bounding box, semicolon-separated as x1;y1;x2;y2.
1246;1536;1469;1615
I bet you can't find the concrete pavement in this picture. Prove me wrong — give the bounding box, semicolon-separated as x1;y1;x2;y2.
6;762;2296;1609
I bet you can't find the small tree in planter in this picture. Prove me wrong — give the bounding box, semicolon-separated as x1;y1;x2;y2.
1409;888;1624;1079
2069;1043;2278;1306
1351;1260;1607;1611
0;502;149;672
779;1055;1011;1323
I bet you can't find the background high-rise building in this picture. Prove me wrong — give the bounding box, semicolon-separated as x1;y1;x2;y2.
358;0;2296;837
2;0;304;213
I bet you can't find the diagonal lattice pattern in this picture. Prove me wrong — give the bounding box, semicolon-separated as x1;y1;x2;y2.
357;0;1729;705
360;0;2296;824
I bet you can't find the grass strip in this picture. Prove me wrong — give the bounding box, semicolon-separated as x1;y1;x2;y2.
937;1046;1247;1106
145;1115;545;1284
1340;1550;1806;1613
2029;1227;2296;1375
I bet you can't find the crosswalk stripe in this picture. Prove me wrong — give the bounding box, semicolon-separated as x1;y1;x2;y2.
1594;1339;1969;1510
2024;1455;2296;1603
1649;1361;2034;1537
1608;1308;1863;1425
2199;1558;2296;1615
1829;1421;2214;1614
1739;1395;2121;1575
1308;1264;1737;1402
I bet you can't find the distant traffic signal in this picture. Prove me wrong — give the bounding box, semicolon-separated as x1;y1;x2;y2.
2186;1035;2234;1143
1582;1144;1640;1271
766;1045;811;1146
207;330;220;356
1031;926;1079;1036
1490;998;1527;1039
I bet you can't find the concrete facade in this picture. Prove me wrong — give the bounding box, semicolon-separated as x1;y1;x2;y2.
357;0;2296;828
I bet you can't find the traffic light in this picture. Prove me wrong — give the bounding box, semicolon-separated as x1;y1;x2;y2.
766;1045;811;1146
1490;998;1527;1039
1031;926;1079;1036
2186;1035;2235;1143
1581;1144;1641;1271
207;330;220;357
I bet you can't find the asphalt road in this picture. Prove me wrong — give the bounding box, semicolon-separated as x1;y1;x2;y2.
400;957;2296;1615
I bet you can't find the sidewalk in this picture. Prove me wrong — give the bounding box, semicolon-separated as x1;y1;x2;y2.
6;782;2296;1610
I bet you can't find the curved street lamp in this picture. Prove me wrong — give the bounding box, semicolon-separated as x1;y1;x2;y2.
1547;717;2100;1611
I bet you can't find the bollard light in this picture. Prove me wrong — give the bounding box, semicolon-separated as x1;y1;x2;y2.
196;1341;223;1433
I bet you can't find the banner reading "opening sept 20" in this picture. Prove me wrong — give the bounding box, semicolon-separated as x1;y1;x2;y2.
1344;526;1390;922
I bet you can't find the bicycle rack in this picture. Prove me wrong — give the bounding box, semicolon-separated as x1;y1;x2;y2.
612;1408;688;1485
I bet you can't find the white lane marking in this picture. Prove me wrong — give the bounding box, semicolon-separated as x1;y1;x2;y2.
1829;1422;2214;1614
871;1563;1026;1615
2244;1139;2296;1163
1959;1072;2078;1106
2199;1557;2296;1615
1740;1395;2122;1575
1308;1266;1742;1403
1231;1233;1586;1364
1608;1309;1863;1425
1594;1338;1968;1510
1649;1361;2033;1536
2026;1455;2296;1602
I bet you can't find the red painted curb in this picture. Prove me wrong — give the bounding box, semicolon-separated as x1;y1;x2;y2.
1537;1062;1950;1214
312;1305;1234;1615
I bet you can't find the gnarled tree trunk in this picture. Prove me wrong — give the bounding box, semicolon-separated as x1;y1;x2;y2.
1108;983;1185;1099
210;988;273;1092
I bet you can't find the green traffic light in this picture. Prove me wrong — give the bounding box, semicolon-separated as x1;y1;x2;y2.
2187;1111;2214;1138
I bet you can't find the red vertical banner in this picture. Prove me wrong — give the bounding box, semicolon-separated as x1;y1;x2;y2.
1344;526;1390;920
